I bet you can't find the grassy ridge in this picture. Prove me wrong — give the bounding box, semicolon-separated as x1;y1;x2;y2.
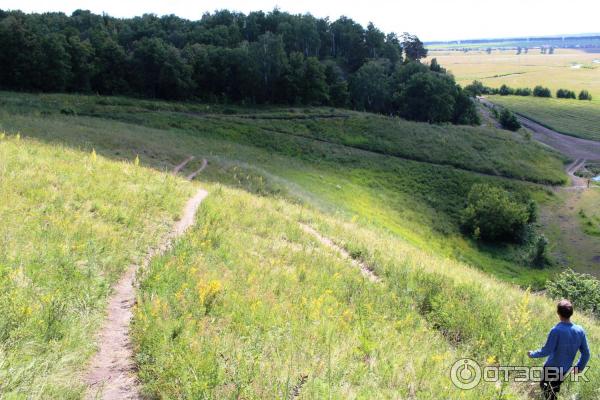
240;113;566;184
307;203;600;399
0;109;557;286
489;95;600;142
0;91;567;184
0;134;192;398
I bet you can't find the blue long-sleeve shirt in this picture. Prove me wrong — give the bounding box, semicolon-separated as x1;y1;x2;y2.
530;322;590;375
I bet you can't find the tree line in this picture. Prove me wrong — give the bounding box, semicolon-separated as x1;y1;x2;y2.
0;9;479;124
466;81;592;101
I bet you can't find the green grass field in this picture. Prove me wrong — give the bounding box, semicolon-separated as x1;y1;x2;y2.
0;91;567;183
578;190;600;237
0;134;193;397
1;91;596;398
0;92;568;287
488;95;600;142
426;49;600;143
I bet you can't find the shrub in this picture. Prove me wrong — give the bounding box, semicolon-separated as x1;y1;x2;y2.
546;269;600;317
533;85;552;98
530;234;549;267
514;88;532;96
499;109;521;131
464;80;498;97
461;184;531;242
464;80;486;96
60;107;76;115
579;90;593;101
556;89;576;99
499;84;514;96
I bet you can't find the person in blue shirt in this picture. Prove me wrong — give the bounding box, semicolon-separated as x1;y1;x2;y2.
528;299;590;400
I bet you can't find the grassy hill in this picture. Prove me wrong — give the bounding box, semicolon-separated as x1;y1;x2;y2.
0;134;193;397
131;184;600;399
0;91;567;184
2;91;596;398
0;92;568;286
489;95;600;142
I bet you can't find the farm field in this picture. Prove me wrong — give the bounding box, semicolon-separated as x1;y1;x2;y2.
427;49;600;102
487;95;600;142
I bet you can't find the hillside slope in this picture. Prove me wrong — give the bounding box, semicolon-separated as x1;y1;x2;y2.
0;92;569;285
1;93;598;399
0;92;567;184
0;134;193;397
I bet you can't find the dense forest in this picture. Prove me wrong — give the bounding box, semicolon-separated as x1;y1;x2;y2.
0;9;478;124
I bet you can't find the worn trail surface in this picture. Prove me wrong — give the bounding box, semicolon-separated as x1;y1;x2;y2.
186;158;208;181
83;158;208;400
300;223;380;283
172;155;194;175
479;97;600;161
565;159;588;189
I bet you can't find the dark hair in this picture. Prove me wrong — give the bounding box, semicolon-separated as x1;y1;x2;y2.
557;300;573;319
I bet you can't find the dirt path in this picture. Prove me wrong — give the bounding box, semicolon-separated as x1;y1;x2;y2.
565;159;588;189
517;117;600;161
186;158;208;181
300;223;380;283
477;102;501;129
479;97;600;161
83;159;208;400
172;155;194;175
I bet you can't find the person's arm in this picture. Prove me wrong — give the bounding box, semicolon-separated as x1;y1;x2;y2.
529;329;558;358
575;331;590;371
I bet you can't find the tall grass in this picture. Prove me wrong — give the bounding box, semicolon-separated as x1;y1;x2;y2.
305;205;600;399
133;185;507;399
0;133;193;398
0;93;564;286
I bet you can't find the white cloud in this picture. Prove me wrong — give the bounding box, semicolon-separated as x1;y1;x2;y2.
2;0;599;41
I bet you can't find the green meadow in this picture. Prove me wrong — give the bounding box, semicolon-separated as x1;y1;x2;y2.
133;184;600;399
0;92;568;286
1;91;596;398
0;134;193;397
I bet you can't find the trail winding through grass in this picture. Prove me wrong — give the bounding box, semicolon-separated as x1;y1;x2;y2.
300;223;380;283
83;158;208;399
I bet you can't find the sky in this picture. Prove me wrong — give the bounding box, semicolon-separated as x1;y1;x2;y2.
2;0;600;41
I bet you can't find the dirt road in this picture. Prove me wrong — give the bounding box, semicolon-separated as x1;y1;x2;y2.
478;97;600;161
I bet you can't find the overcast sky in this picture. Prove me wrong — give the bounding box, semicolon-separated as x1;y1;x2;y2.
2;0;599;41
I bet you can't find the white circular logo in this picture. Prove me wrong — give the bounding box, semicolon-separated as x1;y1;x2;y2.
450;358;482;390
